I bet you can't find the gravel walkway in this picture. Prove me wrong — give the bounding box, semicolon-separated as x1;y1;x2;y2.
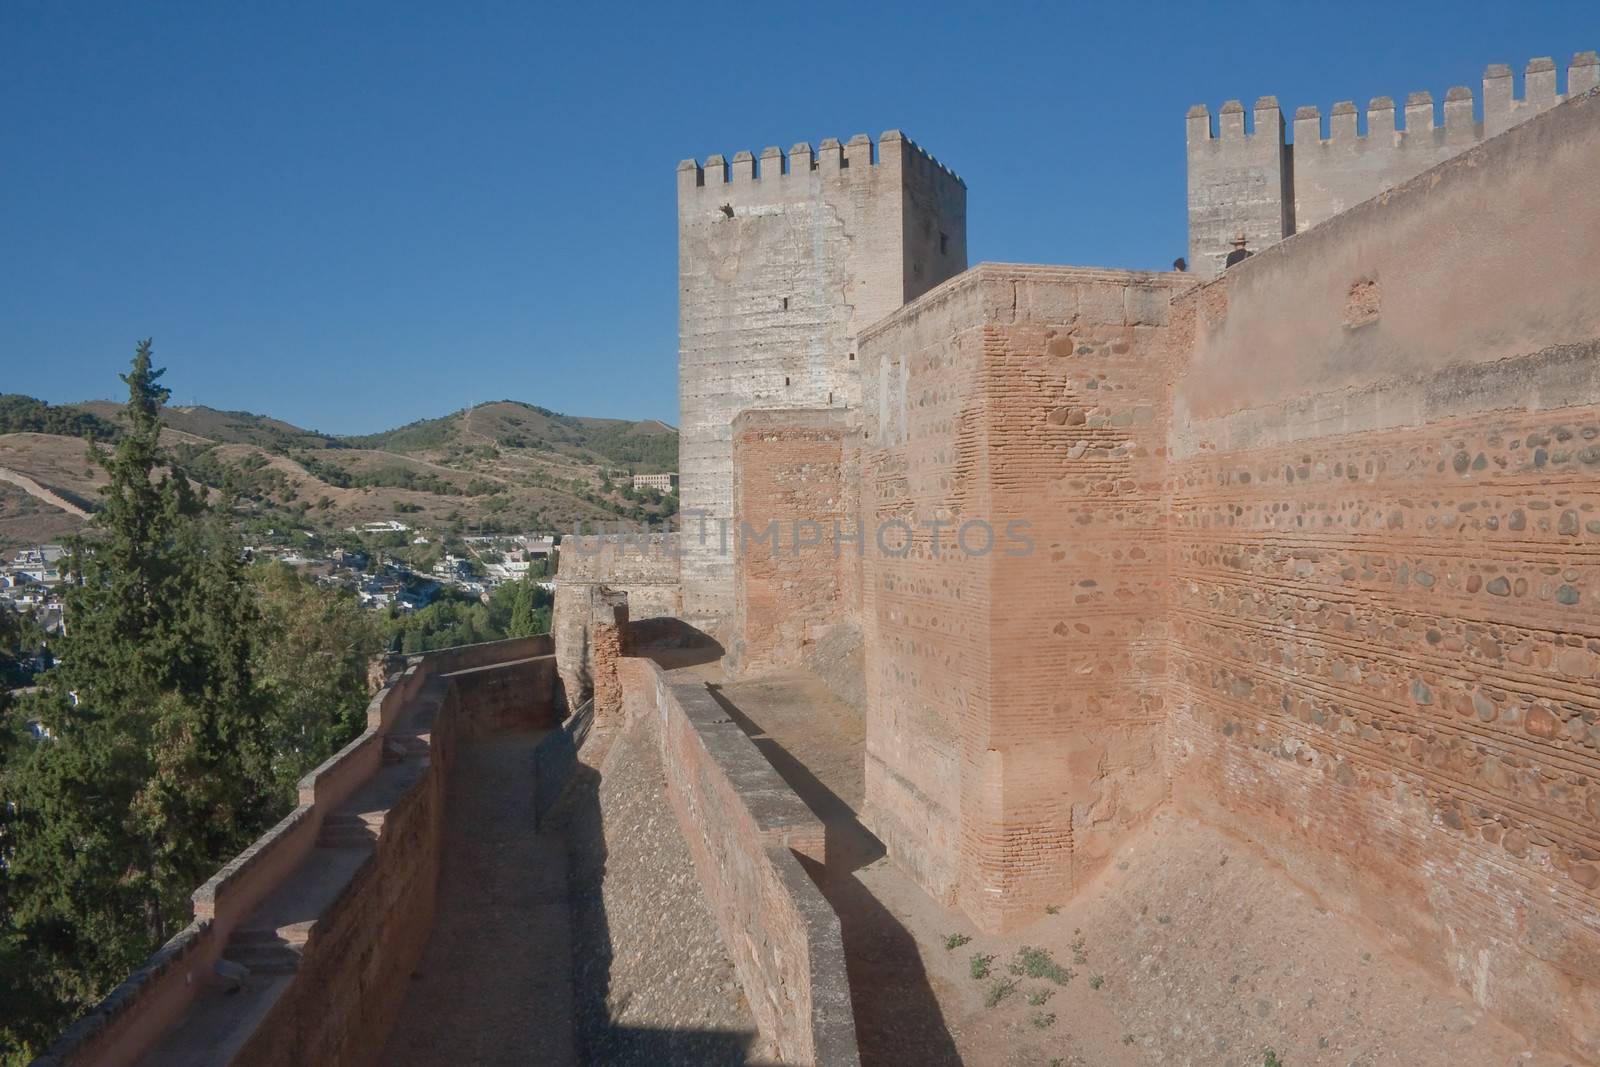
553;707;765;1065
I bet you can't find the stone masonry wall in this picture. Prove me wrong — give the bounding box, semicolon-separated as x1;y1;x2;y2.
677;132;967;630
1167;88;1600;1058
857;264;1192;932
1186;52;1598;276
729;408;850;675
553;532;677;709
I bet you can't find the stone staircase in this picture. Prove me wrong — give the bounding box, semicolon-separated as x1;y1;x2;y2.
217;687;441;979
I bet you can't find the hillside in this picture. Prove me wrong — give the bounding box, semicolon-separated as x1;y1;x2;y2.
0;398;679;553
346;401;678;472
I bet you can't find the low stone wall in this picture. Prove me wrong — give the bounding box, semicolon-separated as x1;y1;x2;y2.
36;638;556;1067
633;660;859;1066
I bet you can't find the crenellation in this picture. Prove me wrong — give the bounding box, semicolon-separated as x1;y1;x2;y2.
1526;55;1558;102
1293;104;1320;145
817;136;843;173
844;132;872;169
1218;99;1246;139
1193;49;1594;272
1573;50;1600;94
1404;90;1434;131
1367;95;1396;138
760;145;783;177
1443;86;1474;132
1329;100;1358;140
677;132;963;194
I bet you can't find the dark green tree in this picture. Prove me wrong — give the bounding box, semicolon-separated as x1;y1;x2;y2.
0;342;271;1058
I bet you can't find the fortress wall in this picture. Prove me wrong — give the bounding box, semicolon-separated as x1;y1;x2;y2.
1166;88;1600;1057
858;264;1191;931
1187;52;1598;276
677;133;966;628
729;408;851;675
644;663;859;1066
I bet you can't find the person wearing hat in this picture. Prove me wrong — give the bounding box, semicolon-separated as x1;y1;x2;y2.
1223;232;1253;268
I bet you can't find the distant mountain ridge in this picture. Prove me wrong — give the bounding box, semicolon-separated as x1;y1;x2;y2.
0;396;680;551
13;397;677;473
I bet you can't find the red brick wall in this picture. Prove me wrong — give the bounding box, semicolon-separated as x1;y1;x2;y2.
1165;92;1600;1058
730;410;850;675
858;265;1189;931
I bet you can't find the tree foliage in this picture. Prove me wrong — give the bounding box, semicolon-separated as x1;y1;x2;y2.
0;344;377;1062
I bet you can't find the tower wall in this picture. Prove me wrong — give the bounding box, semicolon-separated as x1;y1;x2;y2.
677;132;966;629
1186;52;1598;277
1185;97;1291;280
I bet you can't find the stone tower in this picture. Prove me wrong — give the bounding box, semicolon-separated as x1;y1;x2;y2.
677;130;967;629
1185;51;1599;277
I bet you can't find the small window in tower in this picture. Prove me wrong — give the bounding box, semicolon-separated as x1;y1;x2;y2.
780;297;789;310
849;352;855;361
784;377;790;387
828;391;834;405
940;232;949;255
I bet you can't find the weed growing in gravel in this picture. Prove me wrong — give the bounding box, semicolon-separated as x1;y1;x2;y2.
944;933;971;951
1123;1033;1136;1045
1012;945;1073;985
983;976;1019;1008
969;953;994;980
1045;903;1060;914
1088;974;1104;990
1026;988;1054;1006
1263;1051;1283;1067
1070;935;1088;965
1030;1011;1057;1030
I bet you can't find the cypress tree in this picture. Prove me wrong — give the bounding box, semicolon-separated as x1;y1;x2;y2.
0;342;271;1056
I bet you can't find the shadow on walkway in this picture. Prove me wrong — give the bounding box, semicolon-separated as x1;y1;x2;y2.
707;687;961;1067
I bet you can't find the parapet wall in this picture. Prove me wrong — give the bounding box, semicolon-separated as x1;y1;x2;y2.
1167;87;1600;1058
1187;51;1598;276
633;659;859;1066
39;636;556;1067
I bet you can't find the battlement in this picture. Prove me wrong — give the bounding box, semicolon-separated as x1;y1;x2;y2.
677;130;964;190
1186;51;1597;276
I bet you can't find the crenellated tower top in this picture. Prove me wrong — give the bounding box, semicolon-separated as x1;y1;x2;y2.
1186;51;1598;276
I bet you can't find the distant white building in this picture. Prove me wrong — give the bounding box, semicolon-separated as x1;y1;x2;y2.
631;473;678;493
347;520;411;534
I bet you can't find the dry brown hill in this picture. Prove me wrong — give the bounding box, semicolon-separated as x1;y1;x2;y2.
0;400;678;553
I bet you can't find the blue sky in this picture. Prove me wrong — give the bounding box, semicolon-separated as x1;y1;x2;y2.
2;1;1593;434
